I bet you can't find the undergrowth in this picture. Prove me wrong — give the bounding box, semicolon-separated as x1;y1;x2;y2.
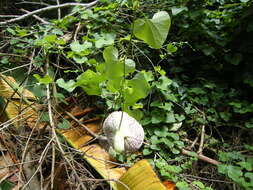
0;0;253;189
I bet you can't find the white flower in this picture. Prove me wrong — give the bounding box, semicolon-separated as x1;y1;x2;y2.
102;111;144;153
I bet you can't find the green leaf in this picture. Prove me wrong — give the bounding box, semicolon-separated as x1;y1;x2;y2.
150;135;160;144
56;78;75;92
70;41;92;53
6;28;16;35
162;138;174;148
125;59;136;74
172;148;180;154
165;112;176;123
43;35;57;43
176;181;189;190
227;165;243;181
245;172;253;181
150;101;173;111
151;109;165;124
167;132;179;140
154;75;172;91
154;126;168;137
58;119;71;129
33;74;53;85
244;144;253;151
103;46;118;63
0;180;15;190
133;11;171;49
237;161;253;171
142;70;154;82
192;181;205;189
171;7;188;16
94;33;116;48
143;148;152;156
73;56;88;64
124;72;151;105
106;77;123;92
76;69;105;95
224;53;242;65
188;87;206;95
167;43;178;53
170;122;182;131
40;112;50;122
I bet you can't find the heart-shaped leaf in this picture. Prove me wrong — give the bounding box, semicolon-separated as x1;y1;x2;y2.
76;69;106;95
133;11;171;49
124;72;151;105
103;46;118;63
56;78;75;92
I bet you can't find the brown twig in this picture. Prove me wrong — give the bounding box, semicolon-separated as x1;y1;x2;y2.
73;22;83;41
20;8;49;24
181;149;221;165
22;152;40;189
190;136;199;149
0;1;98;25
198;124;205;154
0;53;30;59
64;111;98;138
0;15;19;18
45;56;88;190
15;1;50;6
51;143;56;189
0;63;31;74
56;0;61;20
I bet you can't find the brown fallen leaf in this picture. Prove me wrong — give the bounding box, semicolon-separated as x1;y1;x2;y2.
0;75;46;129
163;180;177;190
0;152;15;181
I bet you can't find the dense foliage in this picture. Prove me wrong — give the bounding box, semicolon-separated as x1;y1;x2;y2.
0;0;253;189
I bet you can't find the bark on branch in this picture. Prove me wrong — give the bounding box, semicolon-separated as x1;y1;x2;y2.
0;1;98;25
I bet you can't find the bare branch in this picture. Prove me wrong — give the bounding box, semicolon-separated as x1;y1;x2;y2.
0;15;19;18
20;9;50;24
15;1;50;6
0;1;98;25
181;149;221;165
64;111;98;138
56;0;61;20
198;125;205;154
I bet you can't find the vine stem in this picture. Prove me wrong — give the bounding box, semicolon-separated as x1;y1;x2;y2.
0;1;98;25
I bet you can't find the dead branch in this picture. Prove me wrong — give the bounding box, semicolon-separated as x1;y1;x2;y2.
0;1;98;25
56;0;61;20
198;125;205;154
64;111;98;138
20;9;49;24
181;149;221;165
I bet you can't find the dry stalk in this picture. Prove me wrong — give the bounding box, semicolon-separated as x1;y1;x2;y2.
181;149;220;165
198;124;205;155
45;56;88;190
20;8;49;24
0;1;98;25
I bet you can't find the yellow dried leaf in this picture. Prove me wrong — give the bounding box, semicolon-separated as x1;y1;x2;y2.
117;160;167;190
0;75;44;129
0;75;35;100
